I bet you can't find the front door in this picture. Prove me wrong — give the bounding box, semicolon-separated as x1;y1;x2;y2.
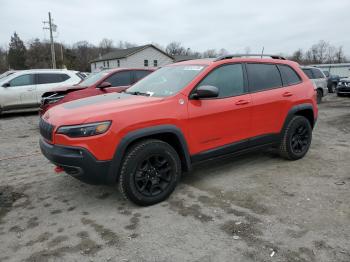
187;63;252;155
1;74;36;109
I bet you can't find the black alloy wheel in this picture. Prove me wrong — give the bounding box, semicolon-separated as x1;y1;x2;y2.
134;155;173;197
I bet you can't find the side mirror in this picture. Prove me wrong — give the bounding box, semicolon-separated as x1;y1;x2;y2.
2;83;10;88
97;81;112;89
190;85;219;99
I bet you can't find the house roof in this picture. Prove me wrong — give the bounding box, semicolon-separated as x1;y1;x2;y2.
90;44;173;63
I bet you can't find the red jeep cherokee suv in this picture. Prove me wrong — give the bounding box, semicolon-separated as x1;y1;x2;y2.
39;68;154;115
40;55;318;206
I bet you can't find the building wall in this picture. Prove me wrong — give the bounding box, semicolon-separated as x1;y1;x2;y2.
90;46;173;72
312;64;350;78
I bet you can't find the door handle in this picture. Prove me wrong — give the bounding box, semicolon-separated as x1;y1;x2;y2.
235;100;249;105
282;92;293;97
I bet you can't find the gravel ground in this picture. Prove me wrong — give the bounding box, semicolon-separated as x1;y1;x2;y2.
0;94;349;262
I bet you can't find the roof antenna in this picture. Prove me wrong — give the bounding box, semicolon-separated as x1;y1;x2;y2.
261;46;265;58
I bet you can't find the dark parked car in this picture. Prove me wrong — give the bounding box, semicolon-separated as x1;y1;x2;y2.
323;70;340;93
336;78;350;96
40;68;154;115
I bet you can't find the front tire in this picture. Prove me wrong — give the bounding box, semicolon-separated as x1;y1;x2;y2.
279;116;312;160
119;139;181;206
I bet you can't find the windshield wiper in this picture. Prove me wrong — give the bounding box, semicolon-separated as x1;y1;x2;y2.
124;91;150;96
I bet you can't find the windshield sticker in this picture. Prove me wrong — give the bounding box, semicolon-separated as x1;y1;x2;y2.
183;66;204;71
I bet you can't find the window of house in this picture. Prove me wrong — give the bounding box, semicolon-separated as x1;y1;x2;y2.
9;74;34;87
277;65;302;86
117;60;120;67
246;63;282;92
144;60;149;67
154;60;158;67
103;61;106;67
197;64;245;98
107;61;109;68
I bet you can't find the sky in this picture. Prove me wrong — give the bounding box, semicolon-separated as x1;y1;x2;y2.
1;0;349;56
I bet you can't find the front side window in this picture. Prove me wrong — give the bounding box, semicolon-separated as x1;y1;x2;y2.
37;73;70;85
144;60;149;67
197;64;244;98
134;70;152;83
278;65;301;86
105;71;132;86
9;74;34;87
246;63;282;92
127;65;206;97
312;68;325;79
302;69;314;79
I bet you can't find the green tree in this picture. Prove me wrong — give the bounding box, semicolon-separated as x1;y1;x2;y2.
8;32;27;69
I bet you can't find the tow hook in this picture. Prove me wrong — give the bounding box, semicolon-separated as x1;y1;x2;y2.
54;166;64;173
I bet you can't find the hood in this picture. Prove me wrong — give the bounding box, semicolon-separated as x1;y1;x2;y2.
340;78;350;82
50;84;88;92
43;92;163;125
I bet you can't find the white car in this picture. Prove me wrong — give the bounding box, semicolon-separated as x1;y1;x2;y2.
301;66;328;104
0;69;83;115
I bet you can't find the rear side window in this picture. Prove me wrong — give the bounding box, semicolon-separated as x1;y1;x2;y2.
133;70;151;83
246;64;282;92
105;71;132;86
302;69;314;79
198;64;245;98
311;69;325;79
9;74;34;87
37;73;70;84
278;65;302;86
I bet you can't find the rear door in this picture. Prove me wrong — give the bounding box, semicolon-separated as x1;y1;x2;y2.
35;73;70;103
247;63;298;140
1;74;37;109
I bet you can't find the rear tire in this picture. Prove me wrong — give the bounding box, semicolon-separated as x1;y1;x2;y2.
316;89;322;104
119;139;181;206
279;116;312;160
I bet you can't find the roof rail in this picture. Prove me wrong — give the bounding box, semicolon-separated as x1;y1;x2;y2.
214;54;286;62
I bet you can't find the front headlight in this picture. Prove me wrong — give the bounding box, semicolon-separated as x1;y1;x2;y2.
57;121;111;137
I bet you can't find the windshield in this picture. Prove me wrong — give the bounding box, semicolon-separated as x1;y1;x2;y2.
77;70;112;86
126;65;206;97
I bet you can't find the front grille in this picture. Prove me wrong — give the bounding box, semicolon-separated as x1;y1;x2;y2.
39;118;55;142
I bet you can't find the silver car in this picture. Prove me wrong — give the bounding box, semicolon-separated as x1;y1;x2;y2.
0;69;83;115
301;66;328;104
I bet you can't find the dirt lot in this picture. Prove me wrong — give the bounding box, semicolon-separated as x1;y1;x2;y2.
0;94;349;262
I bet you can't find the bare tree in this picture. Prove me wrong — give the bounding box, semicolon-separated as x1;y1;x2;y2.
290;49;304;63
165;41;186;56
202;49;218;58
99;38;114;55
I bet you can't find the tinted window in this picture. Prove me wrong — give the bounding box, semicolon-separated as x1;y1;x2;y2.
105;71;132;86
246;64;282;92
312;68;325;79
37;73;69;84
134;70;151;82
278;65;301;86
198;64;244;98
9;74;34;87
302;69;314;79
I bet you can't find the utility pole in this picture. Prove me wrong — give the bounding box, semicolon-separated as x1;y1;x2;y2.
43;12;57;69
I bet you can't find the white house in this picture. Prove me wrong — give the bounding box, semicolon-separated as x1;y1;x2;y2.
90;44;174;72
